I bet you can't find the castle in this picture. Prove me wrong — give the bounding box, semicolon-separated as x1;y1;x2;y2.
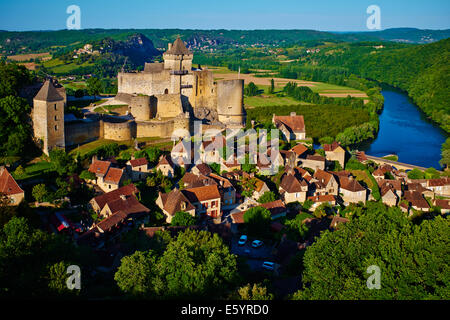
32;37;246;155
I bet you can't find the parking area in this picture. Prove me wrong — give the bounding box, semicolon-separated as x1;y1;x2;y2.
230;235;275;261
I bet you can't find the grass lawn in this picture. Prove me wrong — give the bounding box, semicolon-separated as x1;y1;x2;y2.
68;139;120;157
12;161;55;181
245;94;310;108
382;155;399;162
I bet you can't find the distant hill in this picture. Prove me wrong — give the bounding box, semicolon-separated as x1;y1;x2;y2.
1;28;449;55
341;28;450;44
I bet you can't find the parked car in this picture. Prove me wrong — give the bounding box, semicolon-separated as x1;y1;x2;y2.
244;249;251;255
252;240;263;248
262;261;275;271
238;235;248;246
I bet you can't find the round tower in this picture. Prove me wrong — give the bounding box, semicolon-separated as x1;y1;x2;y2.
216;79;246;127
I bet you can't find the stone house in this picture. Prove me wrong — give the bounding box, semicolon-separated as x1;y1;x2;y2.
290;143;309;165
312;169;338;196
307;194;337;210
300;155;326;171
378;179;402;206
89;160;125;192
433;199;450;214
339;176;367;204
209;173;236;207
156;154;175;178
156;189;196;224
272;112;306;142
426;178;450;196
260;200;287;220
100;194;150;219
253;178;271;200
89;184;139;214
0;167;24;205
126;157;149;182
372;168;385;181
323;141;346;168
403;190;430;212
191;163;212;176
182;185;222;221
279;173;308;204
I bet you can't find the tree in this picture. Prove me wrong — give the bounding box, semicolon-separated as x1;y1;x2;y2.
32;184;48;203
114;250;158;297
313;202;332;218
245;82;259;96
49;149;76;176
86;76;103;97
268;79;275;94
407;168;425;180
171;211;196;227
238;283;274;300
79;170;95;181
293;202;450;300
258;191;276;204
243;206;272;237
114;229;239;299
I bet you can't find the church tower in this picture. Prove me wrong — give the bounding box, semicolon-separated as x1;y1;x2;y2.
32;80;66;155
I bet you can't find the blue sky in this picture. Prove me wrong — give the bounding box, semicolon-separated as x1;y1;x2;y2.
0;0;449;31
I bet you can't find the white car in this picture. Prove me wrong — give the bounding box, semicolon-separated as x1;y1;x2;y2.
262;261;275;271
252;240;263;248
238;235;247;246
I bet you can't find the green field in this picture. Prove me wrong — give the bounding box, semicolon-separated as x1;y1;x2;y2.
42;58;94;74
245;95;309;108
12;161;55;181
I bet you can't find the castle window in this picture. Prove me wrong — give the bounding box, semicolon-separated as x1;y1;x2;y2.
55;125;58;131
54;104;57;111
54;115;57;121
164;89;168;94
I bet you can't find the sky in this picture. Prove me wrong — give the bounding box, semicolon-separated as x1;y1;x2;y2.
0;0;449;31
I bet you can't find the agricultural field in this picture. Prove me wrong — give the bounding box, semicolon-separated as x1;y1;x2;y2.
42;58;94;74
210;66;367;98
7;52;51;61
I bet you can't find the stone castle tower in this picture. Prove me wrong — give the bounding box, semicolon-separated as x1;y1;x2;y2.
32;80;66;155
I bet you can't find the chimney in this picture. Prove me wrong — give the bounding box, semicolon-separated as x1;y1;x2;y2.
290;112;296;117
120;195;126;201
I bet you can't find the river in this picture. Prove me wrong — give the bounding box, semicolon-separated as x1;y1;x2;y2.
359;89;447;169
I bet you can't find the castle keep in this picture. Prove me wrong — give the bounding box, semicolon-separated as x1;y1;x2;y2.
32;37;246;154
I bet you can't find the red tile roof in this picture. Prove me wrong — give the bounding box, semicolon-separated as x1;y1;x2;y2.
433;199;450;209
280;174;307;193
290;143;308;156
323;142;342;152
159;189;195;216
339;176;365;192
427;178;450;187
97;211;128;233
182;185;221;203
88;160;111;177
260;200;287;217
308;194;336;203
103;167;124;184
106;195;150;216
0;167;24;196
158;154;174;167
129;158;148;167
92;184;139;211
274;115;305;132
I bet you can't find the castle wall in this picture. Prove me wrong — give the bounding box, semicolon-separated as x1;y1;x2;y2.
118;71;173;96
65;119;101;146
129;95;151;120
136;120;175;138
152;94;183;118
103;120;136;141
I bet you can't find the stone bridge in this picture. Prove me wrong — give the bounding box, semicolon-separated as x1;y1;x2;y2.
355;151;430;171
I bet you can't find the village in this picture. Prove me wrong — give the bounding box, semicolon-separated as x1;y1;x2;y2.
2;108;449;284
